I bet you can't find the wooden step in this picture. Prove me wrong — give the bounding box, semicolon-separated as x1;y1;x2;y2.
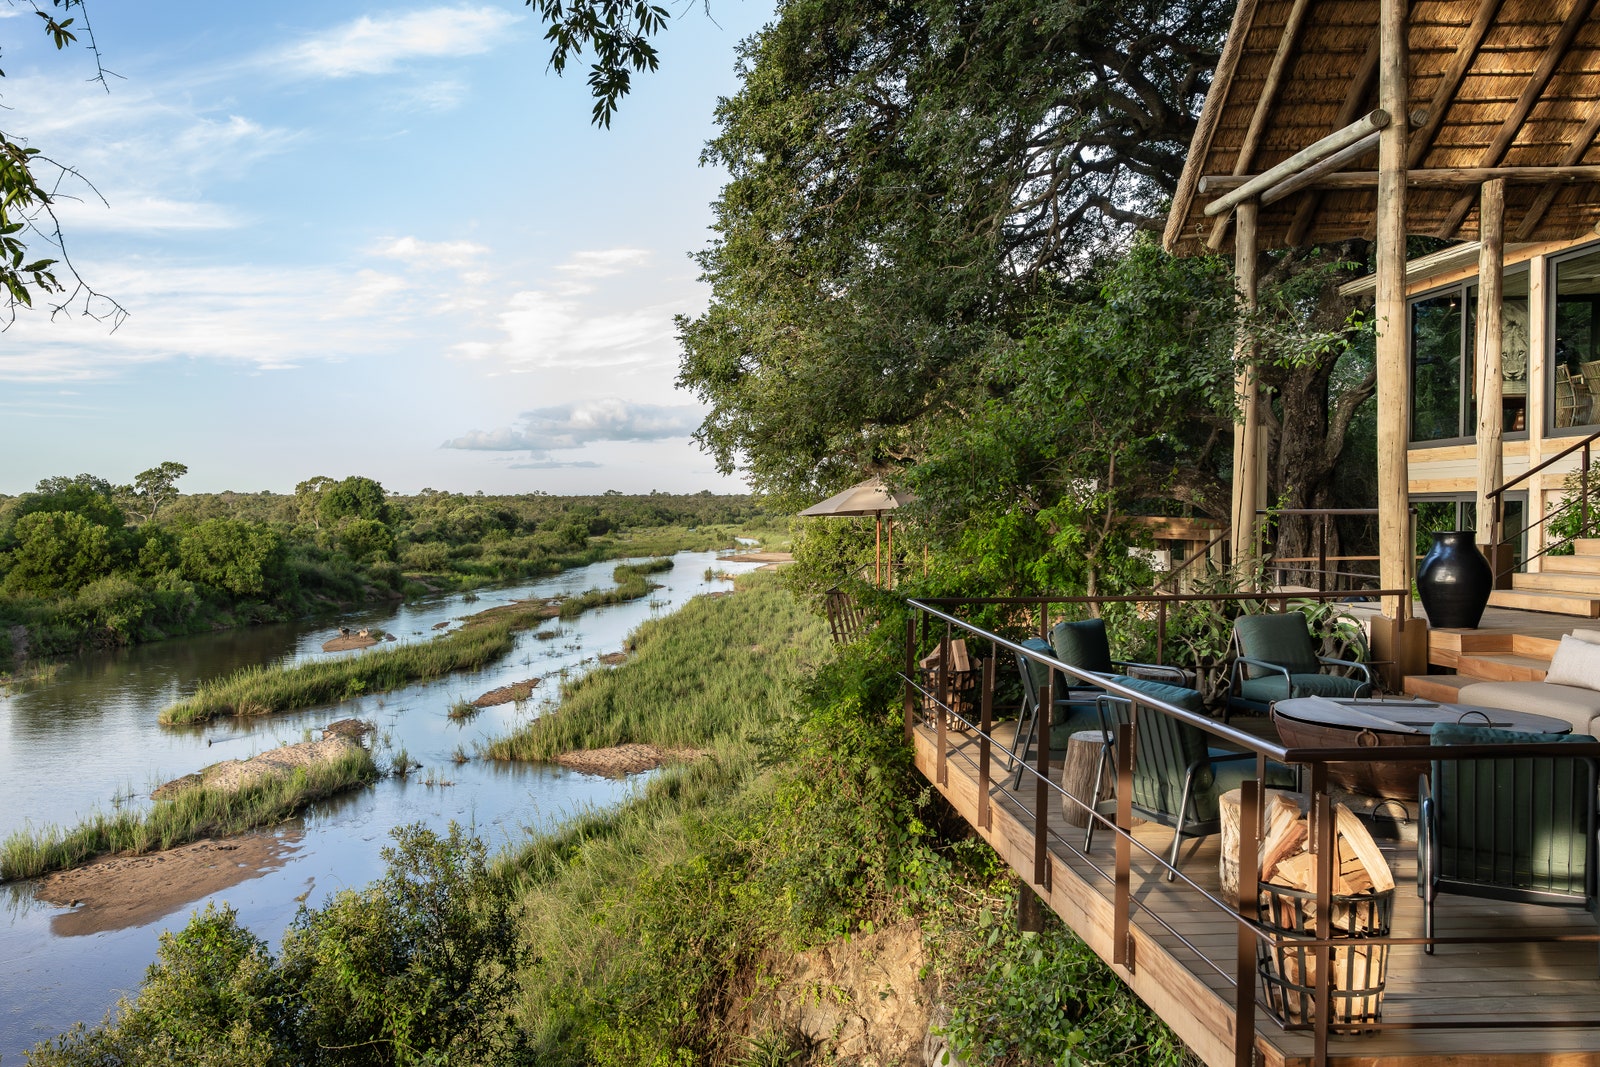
1403;674;1477;702
1541;553;1600;575
1487;588;1600;617
1575;538;1600;556
1513;570;1600;593
1454;652;1549;683
1511;633;1564;659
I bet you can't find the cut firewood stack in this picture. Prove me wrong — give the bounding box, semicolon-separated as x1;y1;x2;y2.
1259;795;1395;931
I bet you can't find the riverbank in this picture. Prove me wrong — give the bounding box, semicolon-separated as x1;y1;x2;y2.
158;561;669;726
0;739;376;882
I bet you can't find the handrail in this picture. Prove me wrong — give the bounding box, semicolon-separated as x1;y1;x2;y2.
902;597;1600;1067
1486;426;1600;504
1485;428;1600;577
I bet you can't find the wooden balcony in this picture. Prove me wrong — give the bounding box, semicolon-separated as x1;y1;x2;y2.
905;600;1600;1067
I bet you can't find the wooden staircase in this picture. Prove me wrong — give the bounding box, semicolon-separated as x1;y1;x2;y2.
1402;628;1559;702
1486;539;1600;617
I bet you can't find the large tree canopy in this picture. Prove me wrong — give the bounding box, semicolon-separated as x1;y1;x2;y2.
677;0;1232;508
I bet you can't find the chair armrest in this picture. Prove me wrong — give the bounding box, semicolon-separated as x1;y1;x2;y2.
1317;656;1374;684
1111;660;1190;685
1234;656;1293;686
1209;750;1258;765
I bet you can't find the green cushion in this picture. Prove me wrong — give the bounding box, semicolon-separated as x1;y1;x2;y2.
1108;674;1206;715
1051;618;1115;674
1238;672;1368;704
1234;614;1318;678
1430;723;1589;745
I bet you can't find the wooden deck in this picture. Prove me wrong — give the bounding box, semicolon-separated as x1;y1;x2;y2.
913;723;1600;1067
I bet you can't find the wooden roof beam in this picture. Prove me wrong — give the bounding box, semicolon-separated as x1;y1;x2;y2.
1202;110;1391;219
1515;97;1600;240
1286;35;1382;247
1205;0;1316;251
1408;0;1505;170
1437;0;1599;238
1200;163;1600;191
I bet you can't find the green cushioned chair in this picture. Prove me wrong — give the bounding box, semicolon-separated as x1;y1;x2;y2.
1228;613;1373;717
1420;722;1600;961
1088;682;1297;876
1010;638;1104;789
1011;622;1189;790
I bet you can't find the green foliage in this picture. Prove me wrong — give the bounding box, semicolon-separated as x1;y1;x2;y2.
317;475;392;528
335;517;397;562
936;895;1194;1067
133;461;189;523
177;519;287;597
276;824;525;1064
2;510;113;596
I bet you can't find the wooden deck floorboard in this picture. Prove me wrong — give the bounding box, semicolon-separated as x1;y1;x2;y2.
916;725;1600;1067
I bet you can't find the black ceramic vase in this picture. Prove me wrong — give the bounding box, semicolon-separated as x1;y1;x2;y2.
1416;530;1493;629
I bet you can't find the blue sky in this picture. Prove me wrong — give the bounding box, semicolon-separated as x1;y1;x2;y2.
0;1;775;495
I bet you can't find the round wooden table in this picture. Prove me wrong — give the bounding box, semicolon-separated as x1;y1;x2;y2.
1271;696;1572;800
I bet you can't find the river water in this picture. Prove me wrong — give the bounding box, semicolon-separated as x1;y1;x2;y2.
0;550;765;1060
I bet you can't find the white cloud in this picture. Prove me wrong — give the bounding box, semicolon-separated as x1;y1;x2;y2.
443;399;703;455
377;236;489;268
555;248;651;279
276;7;521;78
54;195;243;233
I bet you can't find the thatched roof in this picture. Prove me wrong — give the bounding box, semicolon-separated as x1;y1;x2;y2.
1165;0;1600;255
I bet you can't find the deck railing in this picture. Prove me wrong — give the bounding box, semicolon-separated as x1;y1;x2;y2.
903;595;1600;1067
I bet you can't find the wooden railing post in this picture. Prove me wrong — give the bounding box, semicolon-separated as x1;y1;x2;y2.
937;624;950;786
1585;442;1593;538
1235;779;1261;1067
1312;761;1333;1067
1114;720;1134;967
1034;671;1052;889
903;616;916;744
979;655;994;830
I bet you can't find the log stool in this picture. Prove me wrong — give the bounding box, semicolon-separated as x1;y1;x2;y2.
1059;730;1110;829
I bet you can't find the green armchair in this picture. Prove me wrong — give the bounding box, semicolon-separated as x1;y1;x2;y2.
1089;686;1297;876
1419;722;1599;960
1228;613;1372;717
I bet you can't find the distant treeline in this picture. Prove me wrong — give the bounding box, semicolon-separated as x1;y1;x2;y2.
0;466;770;664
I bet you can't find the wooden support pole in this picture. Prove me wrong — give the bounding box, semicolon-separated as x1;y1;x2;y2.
978;656;994;830
1376;0;1411;622
1476;179;1506;548
1232;201;1262;565
1234;778;1261;1067
875;516;882;587
1034;673;1052;889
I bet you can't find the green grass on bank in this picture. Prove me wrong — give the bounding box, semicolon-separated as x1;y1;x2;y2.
159;564;672;726
0;746;377;882
486;572;829;761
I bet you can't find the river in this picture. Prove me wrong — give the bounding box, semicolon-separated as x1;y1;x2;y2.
0;549;766;1060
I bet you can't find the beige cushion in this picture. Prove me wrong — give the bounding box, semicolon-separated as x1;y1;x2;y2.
1569;629;1600;646
1456;680;1600;735
1544;635;1600;690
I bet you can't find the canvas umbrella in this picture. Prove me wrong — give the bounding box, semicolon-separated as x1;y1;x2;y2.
799;476;915;586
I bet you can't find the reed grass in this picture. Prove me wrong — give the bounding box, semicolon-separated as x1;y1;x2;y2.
486;573;830;762
556;568;659;619
0;746;377;882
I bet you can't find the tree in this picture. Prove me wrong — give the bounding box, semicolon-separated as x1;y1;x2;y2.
177;519;286;598
4;473;126;533
317;476;391;528
133;461;188;523
677;0;1230;506
1;510;113;597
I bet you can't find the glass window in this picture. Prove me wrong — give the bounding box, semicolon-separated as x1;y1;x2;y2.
1553;246;1600;430
1411;294;1463;442
1466;270;1531;433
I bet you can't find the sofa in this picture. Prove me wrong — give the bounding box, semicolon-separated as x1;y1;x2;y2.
1455;629;1600;735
